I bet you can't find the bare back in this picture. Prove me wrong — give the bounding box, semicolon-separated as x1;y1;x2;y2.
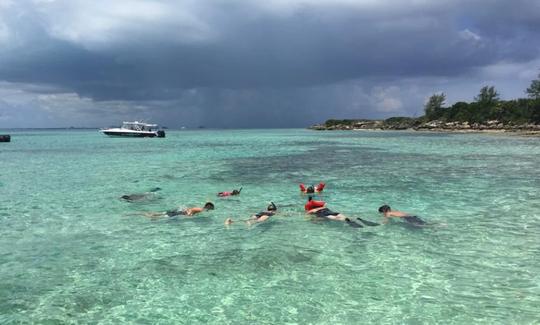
385;210;409;218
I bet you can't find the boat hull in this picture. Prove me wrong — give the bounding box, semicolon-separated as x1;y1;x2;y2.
102;131;157;137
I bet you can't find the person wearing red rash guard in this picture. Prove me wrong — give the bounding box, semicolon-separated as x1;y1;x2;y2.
299;182;325;194
304;197;380;228
304;196;326;211
218;187;242;197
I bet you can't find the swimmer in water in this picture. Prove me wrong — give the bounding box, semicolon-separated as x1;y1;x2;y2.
218;187;242;197
246;202;277;226
300;182;325;194
223;202;277;227
306;206;362;228
378;205;427;226
144;202;214;218
121;187;162;202
305;197;379;228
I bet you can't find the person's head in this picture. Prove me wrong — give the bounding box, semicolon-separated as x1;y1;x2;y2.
378;205;391;213
204;202;215;210
232;190;240;195
267;202;277;211
306;186;315;193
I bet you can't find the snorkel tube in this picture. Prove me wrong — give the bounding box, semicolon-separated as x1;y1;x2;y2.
232;187;243;195
268;202;277;211
219;187;242;197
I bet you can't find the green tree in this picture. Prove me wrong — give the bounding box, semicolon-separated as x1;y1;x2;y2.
475;86;499;106
446;101;470;122
526;72;540;99
530;99;540;124
424;93;446;120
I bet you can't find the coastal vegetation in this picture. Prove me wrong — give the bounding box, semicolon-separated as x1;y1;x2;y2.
312;73;540;133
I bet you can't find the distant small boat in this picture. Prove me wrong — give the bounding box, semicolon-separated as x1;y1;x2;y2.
100;121;165;138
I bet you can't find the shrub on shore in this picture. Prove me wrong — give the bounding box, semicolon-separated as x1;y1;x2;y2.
315;76;540;130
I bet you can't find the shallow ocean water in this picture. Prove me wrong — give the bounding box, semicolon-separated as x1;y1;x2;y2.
0;129;539;324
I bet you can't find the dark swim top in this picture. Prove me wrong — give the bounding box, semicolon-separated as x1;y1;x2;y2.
315;208;339;218
166;209;187;217
255;211;275;219
404;216;426;225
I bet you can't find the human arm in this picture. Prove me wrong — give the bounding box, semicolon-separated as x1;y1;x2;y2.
255;214;270;223
186;207;204;216
386;211;408;218
306;207;323;214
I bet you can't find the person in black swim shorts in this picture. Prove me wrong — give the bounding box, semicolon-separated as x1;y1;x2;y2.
305;206;374;228
225;202;278;226
246;202;277;225
144;202;215;218
378;205;427;226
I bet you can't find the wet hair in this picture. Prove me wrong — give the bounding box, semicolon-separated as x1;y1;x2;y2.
204;202;215;210
378;205;391;213
306;186;315;193
232;190;239;195
267;202;277;211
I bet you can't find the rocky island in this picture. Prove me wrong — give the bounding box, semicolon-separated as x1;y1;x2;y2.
310;117;540;135
310;82;540;136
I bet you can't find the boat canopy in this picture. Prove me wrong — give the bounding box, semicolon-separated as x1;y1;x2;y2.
122;121;158;131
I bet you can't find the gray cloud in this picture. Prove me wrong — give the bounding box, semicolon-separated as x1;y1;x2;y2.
0;0;539;128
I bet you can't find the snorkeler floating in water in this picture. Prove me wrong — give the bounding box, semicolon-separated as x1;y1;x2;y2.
218;187;242;197
304;197;377;228
121;187;161;202
247;202;277;225
144;202;215;218
225;202;277;226
378;205;427;226
304;196;362;228
306;206;362;228
300;182;325;194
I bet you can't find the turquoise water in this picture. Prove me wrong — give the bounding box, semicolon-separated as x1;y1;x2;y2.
1;129;539;324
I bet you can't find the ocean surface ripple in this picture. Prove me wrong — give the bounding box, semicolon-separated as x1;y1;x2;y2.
1;129;539;324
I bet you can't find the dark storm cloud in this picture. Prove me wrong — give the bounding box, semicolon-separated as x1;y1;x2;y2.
0;0;539;127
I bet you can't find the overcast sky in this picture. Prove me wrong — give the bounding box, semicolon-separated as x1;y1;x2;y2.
1;0;539;128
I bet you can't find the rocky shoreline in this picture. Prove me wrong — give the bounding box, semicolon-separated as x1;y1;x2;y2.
309;119;540;136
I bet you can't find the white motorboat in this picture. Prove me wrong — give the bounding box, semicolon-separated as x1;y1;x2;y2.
100;121;165;137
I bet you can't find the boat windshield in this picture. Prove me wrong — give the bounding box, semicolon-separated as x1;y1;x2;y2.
122;122;157;131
